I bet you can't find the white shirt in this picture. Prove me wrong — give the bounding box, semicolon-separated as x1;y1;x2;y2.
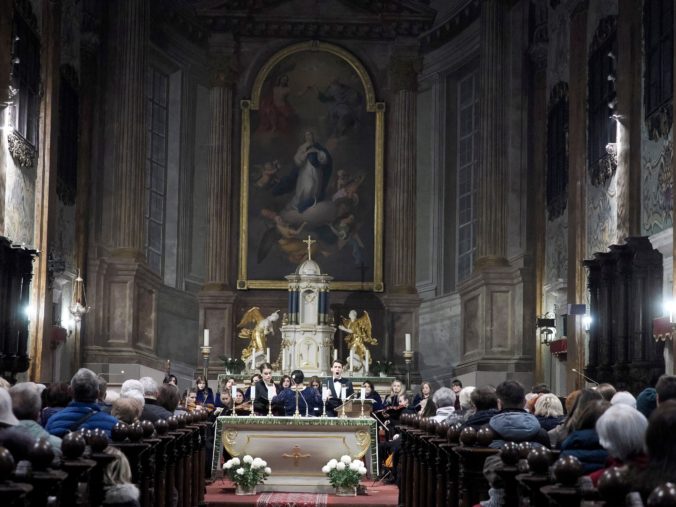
266;384;277;399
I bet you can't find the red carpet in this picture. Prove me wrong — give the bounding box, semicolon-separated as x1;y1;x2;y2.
205;481;399;507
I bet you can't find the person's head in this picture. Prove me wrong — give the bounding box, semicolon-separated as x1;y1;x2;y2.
531;383;551;394
565;388;603;430
70;368;101;403
656;375;676;405
645;400;676;466
496;380;526;410
235;389;244;404
432;387;456;409
349;310;357;320
9;382;41;421
250;374;262;384
470;386;498;411
139;376;159;400
458;386;476;411
97;376;108;402
331;360;344;378
534;393;564;418
163;374;178;386
195;376;207;391
525;393;540;413
0;388;19;426
420;382;432;397
611;391;637;409
564;389;582;414
596;383;617;402
186;388;197;406
120;379;145;407
572;399;610;431
44;382;71;408
111;397;143;424
281;375;292;388
596;404;648;461
636;387;658;419
363;381;375;395
451;379;463;394
259;363;273;384
157;384;180;412
391;380;405;395
220;391;233;407
310;376;321;390
225;377;236;390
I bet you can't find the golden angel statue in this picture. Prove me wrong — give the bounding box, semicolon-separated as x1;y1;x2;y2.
237;307;280;362
339;310;378;368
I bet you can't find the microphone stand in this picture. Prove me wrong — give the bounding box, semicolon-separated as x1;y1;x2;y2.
571;368;600;386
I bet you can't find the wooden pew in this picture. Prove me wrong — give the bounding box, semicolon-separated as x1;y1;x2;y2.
453;429;499;507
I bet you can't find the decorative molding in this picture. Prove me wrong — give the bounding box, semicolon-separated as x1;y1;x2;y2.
7;130;37;168
420;0;480;53
646;102;673;141
590;151;617;187
589;16;616;55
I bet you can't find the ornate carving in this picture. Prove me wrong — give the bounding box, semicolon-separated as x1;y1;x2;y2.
590;16;616;55
590;151;617;187
646;102;673;141
7;131;37;168
420;0;481;52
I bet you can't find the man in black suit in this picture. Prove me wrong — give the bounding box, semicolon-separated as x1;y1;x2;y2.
253;363;280;415
323;360;354;417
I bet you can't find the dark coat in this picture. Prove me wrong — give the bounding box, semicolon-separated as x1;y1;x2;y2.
462;408;499;430
140;399;173;423
323;377;354;417
560;429;608;473
253;380;281;415
45;401;118;437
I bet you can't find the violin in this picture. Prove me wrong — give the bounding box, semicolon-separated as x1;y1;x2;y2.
234;401;252;415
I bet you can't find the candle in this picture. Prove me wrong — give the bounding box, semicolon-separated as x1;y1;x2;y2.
203;329;209;347
251;352;256;371
349;349;354;371
231;385;237;400
282;351;286;372
341;386;347;400
322;387;330;401
333;348;338;361
405;333;411;351
360;386;365;401
251;384;256;400
365;350;370;374
266;347;270;363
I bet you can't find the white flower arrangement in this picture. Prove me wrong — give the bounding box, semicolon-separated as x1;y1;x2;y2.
223;455;271;490
322;455;367;490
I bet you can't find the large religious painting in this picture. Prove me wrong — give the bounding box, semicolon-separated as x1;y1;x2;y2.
238;42;384;291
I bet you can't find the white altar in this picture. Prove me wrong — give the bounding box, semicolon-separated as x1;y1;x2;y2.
212;416;378;493
280;250;336;377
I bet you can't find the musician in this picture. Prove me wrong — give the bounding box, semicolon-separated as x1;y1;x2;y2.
244;373;262;401
362;381;383;411
253;363;280;415
195;376;215;411
411;381;433;415
323;360;354;417
384;379;407;408
233;388;252;415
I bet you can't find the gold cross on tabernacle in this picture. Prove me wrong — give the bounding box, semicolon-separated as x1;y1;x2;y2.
282;445;311;466
303;235;316;261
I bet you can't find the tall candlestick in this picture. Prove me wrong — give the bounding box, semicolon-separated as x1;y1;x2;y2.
231;385;237;400
322;387;330;401
251;384;256;401
333;348;338;361
251;352;256;371
405;333;411;351
266;347;271;363
365;350;370;374
203;329;210;347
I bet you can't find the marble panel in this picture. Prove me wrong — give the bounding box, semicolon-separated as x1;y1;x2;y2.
489;290;511;351
641;135;672;236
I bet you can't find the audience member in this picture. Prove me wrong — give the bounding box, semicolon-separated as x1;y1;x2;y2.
0;388;42;461
163;374;178;386
611;390;637;409
411;381;433;415
462;386;499;429
549;388;602;448
139;377;173;422
46;368;119;437
534;393;565;431
531;383;551;394
111;398;143;424
157;384;181;414
120;379;146;408
97;375;112;413
40;382;70;426
430;387;456;423
451;379;463;411
560;399;610;473
656;374;676;404
9;382;62;457
636;387;657;419
589;403;648;485
596;383;617;402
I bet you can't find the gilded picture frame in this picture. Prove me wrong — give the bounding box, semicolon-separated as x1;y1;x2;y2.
237;41;384;291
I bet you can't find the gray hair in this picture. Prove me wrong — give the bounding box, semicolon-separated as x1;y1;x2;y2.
139;377;159;398
611;391;637;409
596;404;647;460
120;379;144;395
459;386;475;410
432;387;456;409
534;393;564;417
70;368;100;402
9;382;41;420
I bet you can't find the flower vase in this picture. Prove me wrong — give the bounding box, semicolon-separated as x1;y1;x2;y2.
235;484;257;496
335;485;357;496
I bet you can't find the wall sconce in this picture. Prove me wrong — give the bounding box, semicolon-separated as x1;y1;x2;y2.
536;312;557;345
582;315;592;332
68;269;91;323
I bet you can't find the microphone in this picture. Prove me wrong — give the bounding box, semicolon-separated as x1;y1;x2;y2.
571;368;600;386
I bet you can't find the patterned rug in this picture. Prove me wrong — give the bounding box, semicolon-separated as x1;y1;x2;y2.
256;492;328;507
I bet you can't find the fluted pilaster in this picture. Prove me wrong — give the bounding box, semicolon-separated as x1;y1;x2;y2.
476;0;508;266
110;0;148;255
205;83;233;287
387;55;419;292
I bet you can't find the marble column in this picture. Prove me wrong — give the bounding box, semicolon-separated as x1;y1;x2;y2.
198;54;237;374
0;0;13;236
110;0;148;258
476;0;508;268
567;2;590;392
